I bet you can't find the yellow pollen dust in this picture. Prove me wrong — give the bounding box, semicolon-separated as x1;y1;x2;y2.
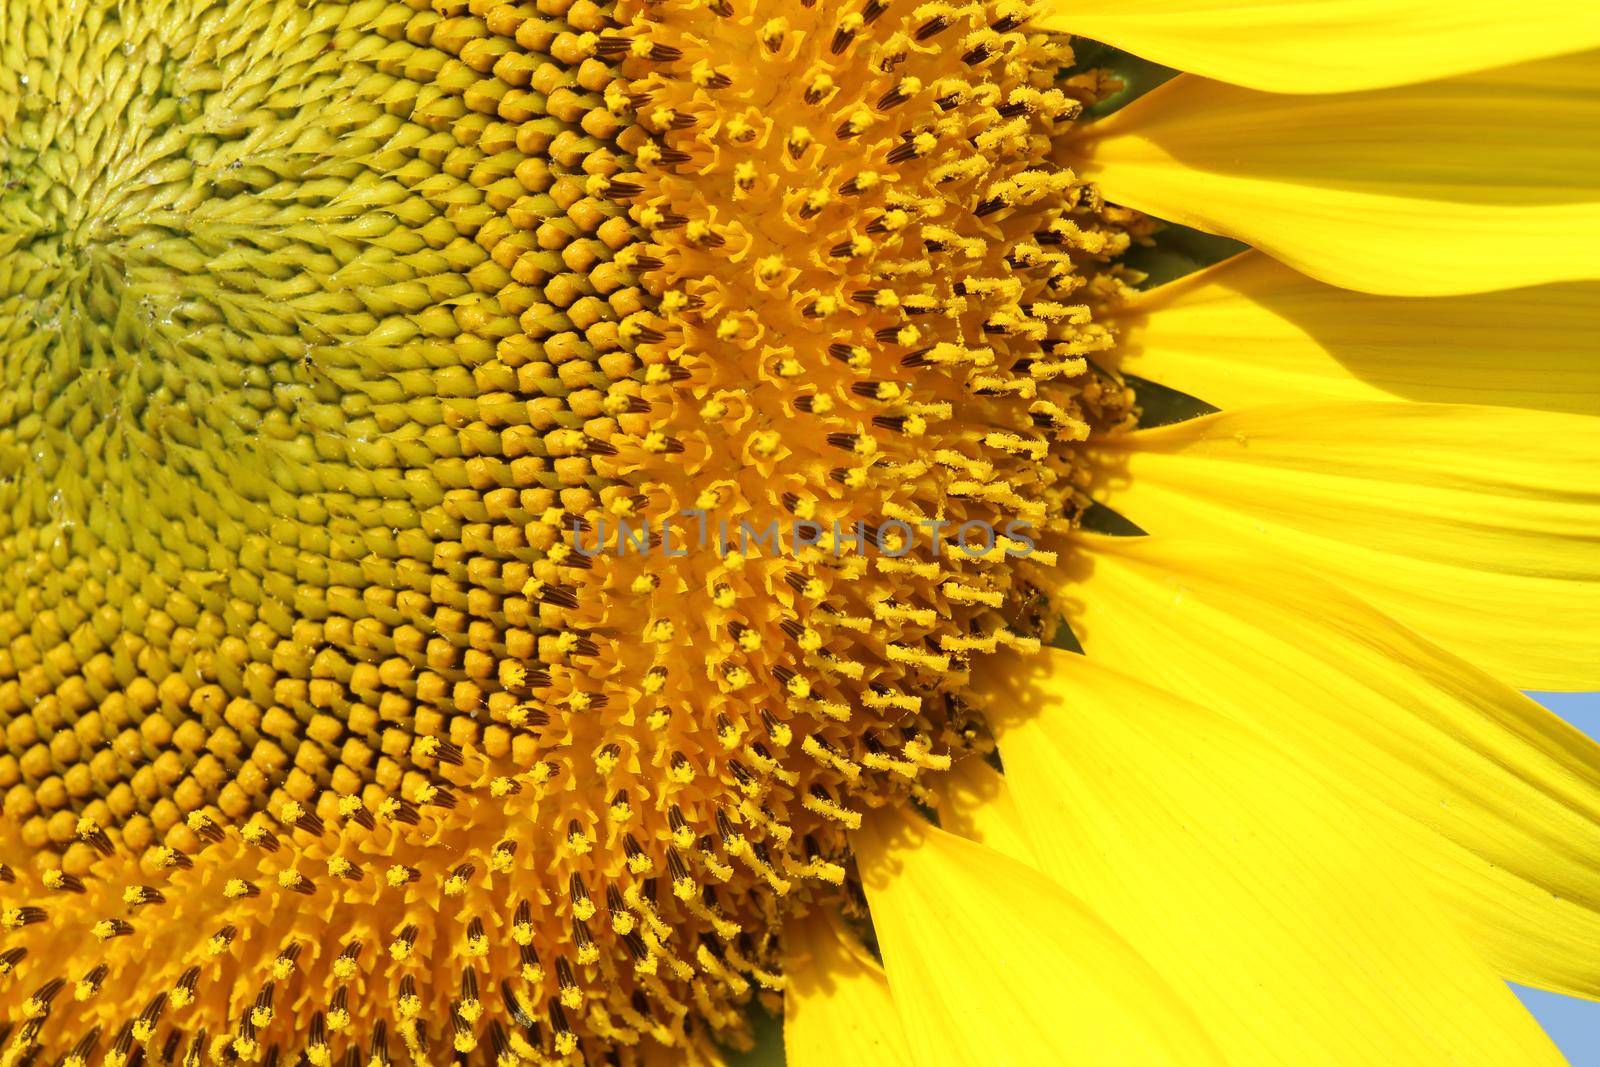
0;0;1144;1062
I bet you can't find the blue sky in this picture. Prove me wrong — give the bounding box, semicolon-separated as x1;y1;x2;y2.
1518;692;1600;1064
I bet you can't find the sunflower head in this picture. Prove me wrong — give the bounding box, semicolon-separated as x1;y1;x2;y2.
0;0;1154;1061
9;0;1600;1063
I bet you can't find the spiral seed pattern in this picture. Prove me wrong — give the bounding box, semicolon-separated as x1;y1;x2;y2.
0;0;1142;1061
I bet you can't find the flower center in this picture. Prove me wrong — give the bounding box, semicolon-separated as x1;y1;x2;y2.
0;0;1141;1061
0;25;221;531
1;0;523;856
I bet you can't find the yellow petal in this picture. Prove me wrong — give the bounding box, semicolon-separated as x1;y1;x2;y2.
1114;252;1600;415
1039;0;1600;93
852;806;1221;1066
978;649;1564;1065
1076;53;1600;295
1091;402;1600;689
932;754;1038;867
782;910;912;1067
1060;534;1600;999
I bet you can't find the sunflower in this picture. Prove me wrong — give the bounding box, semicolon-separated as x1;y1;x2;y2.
1;0;1598;1062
